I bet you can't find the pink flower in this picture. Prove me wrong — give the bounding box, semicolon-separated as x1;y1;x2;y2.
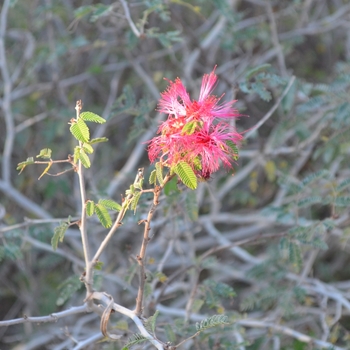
148;68;242;178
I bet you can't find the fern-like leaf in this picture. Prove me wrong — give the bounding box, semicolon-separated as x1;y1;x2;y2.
122;333;149;350
86;200;95;216
89;137;108;144
99;199;122;211
131;191;141;213
70;118;90;143
51;221;69;250
145;310;159;335
149;169;157;185
80;111;106;124
155;162;164;185
82;143;94;154
95;203;112;228
173;161;197;190
195;315;230;332
78;149;91;168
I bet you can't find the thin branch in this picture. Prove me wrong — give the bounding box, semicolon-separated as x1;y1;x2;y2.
0;180;52;218
135;173;175;316
266;0;288;77
245;75;296;139
92;168;145;262
75;100;92;295
119;0;141;37
0;0;15;183
0;305;89;327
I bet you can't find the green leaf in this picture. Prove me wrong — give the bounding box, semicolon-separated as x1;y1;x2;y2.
17;157;35;173
182;121;202;135
155;162;164;186
336;178;350;192
80;111;106;124
131;191;141;213
94;261;104;270
297;196;323;208
245;64;271;80
36;148;52;159
185;190;198;221
173;162;197;190
225;140;239;160
56;275;82;306
123;333;149;350
164;176;180;196
195;315;230;332
301;169;329;186
145;310;159;335
74;5;94;19
70;118;90;143
164;324;176;343
78;149;91;168
90;4;112;22
86;200;95;216
99;199;122;211
89;137;109;144
51;221;69;250
82;143;94;154
149;169;157;185
95;203;112;228
333;196;350;207
289;242;302;271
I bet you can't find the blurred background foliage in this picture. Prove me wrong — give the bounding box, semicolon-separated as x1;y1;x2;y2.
2;0;350;349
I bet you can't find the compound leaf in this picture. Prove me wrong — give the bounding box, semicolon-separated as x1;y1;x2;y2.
195;315;230;332
86;200;95;216
51;221;69;250
173;161;197;190
99;199;121;212
80;111;106;124
36;148;52;159
70;118;90;143
95;203;112;228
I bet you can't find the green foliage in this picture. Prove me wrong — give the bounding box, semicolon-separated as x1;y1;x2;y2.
99;199;122;212
202;279;236;309
16;157;34;173
70;118;90;143
80;111;106;124
86;200;95;216
36;148;52;159
89;137;108;145
144;310;159;335
51;219;70;250
182;120;203;135
195;315;230;332
184;190;198;221
226;140;239;160
122;333;149;350
239;68;285;102
149;169;157;185
56;275;82;306
172;161;197;190
95;202;112;228
155;162;164;186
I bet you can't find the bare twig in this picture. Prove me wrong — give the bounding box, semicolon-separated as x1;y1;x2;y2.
135;173;175;316
0;0;15;184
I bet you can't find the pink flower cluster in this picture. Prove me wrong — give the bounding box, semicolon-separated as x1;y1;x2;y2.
148;68;243;179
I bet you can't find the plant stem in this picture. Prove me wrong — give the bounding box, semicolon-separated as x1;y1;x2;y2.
92;168;144;263
135;173;174;317
75;100;93;295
